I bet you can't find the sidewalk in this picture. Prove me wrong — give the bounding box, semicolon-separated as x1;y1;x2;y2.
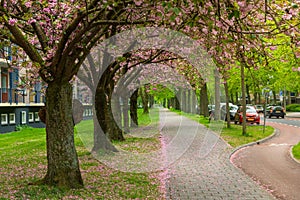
286;112;300;118
160;109;274;199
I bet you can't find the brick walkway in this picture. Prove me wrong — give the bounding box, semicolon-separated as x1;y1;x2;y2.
160;109;275;200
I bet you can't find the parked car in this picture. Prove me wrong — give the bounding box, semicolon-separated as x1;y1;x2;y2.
267;106;286;118
234;106;260;125
221;104;238;121
255;105;264;113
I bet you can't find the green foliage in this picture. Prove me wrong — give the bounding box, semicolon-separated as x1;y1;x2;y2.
148;84;175;103
286;104;300;112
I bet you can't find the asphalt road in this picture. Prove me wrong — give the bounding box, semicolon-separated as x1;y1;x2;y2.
231;118;300;200
266;117;300;128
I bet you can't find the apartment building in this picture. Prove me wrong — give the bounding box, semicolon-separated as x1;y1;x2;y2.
0;46;45;133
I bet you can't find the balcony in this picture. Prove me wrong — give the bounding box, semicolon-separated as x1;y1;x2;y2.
0;88;44;104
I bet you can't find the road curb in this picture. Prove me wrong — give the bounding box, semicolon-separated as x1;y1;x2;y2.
289;146;300;165
229;128;279;159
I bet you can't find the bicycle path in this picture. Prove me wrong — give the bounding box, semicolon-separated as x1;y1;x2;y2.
159;109;274;199
231;121;300;200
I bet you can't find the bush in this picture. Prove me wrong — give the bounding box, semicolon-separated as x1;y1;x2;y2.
286;104;300;112
15;124;32;131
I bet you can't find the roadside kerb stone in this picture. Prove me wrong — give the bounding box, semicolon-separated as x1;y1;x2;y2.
230;128;279;159
289;146;300;165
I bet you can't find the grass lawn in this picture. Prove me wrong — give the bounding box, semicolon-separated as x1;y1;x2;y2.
170;109;274;148
0;108;163;199
114;108;161;153
292;142;300;161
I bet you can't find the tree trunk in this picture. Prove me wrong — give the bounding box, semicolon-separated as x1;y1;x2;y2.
241;62;247;135
246;84;251;104
287;91;292;105
214;69;221;120
92;109;118;152
95;86;124;142
187;89;191;113
224;81;231;128
174;96;180;110
123;96;130;132
230;92;234;105
130;89;138;127
272;90;276;104
235;91;239;105
42;81;83;189
140;86;149;114
200;83;209;117
181;89;186;112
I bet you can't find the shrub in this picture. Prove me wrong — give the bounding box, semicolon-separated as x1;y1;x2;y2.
286;104;300;112
15;124;32;131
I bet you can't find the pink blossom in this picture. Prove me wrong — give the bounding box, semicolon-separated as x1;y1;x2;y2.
293;67;300;72
212;29;218;35
202;28;208;34
28;18;36;24
237;1;246;7
24;1;32;8
8;18;17;26
282;14;292;20
134;0;143;6
269;46;277;51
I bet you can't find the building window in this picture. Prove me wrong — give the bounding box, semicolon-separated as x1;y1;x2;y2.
34;112;40;122
1;114;8;125
9;113;15;124
21;111;26;124
29;112;34;122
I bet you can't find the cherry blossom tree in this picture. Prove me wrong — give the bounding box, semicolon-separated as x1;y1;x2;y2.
2;0;300;189
0;0;156;188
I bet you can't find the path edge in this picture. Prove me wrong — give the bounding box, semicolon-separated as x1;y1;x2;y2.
229;128;279;159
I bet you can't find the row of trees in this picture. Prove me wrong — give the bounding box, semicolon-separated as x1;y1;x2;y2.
1;0;300;189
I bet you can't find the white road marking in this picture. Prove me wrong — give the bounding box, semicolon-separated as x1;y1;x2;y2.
269;143;291;147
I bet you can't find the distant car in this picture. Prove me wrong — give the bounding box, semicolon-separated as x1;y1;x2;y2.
268;106;285;118
255;105;264;113
234;106;260;125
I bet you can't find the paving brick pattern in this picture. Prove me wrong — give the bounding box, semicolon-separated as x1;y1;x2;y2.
160;109;275;200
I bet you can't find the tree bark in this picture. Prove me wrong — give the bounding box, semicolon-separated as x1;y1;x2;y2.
200;83;209;117
122;96;130;132
272;90;276;104
92;109;118;152
95;86;124;142
130;89;138;127
224;81;231;128
241;61;247;135
140;86;149;114
214;69;221;120
246;84;251;104
42;81;83;188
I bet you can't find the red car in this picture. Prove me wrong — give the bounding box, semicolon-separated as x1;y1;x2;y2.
234;106;260;125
